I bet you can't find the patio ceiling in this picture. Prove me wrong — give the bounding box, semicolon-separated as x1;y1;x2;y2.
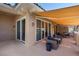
36;5;79;26
0;4;23;16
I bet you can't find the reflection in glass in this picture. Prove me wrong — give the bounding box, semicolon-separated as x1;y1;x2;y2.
49;23;51;36
42;30;44;39
42;21;44;28
17;21;20;40
22;19;25;41
36;29;41;41
45;22;48;37
37;20;41;28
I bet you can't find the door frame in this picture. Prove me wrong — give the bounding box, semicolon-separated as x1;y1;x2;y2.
16;16;26;42
35;18;52;41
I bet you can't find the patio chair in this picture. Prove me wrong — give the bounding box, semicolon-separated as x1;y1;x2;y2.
46;36;59;51
53;33;62;44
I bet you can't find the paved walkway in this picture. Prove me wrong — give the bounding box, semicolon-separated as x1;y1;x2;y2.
0;38;79;56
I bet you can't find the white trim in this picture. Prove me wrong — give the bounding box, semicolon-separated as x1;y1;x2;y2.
16;20;20;41
43;22;45;38
16;16;26;43
35;20;37;42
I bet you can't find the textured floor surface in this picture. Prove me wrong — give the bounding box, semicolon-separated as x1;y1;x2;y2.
0;37;79;56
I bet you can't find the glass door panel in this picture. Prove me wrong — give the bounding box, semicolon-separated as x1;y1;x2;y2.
16;18;25;42
42;30;44;39
37;20;41;28
36;20;41;41
41;21;44;39
36;19;52;41
49;23;51;36
17;21;20;40
45;22;48;37
22;19;25;41
36;29;41;41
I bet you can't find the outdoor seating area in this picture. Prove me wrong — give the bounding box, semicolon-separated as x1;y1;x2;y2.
39;31;79;52
0;3;79;56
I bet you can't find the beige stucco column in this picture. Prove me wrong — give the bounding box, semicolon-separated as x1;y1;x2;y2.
25;11;36;48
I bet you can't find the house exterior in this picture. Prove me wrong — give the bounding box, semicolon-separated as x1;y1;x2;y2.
0;3;55;47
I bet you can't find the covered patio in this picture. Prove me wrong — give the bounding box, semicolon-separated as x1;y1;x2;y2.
32;4;79;55
0;37;78;56
0;3;79;56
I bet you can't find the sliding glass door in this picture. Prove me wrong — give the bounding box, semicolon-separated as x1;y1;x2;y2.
48;23;51;36
16;18;25;42
36;19;52;41
36;20;41;41
41;21;45;39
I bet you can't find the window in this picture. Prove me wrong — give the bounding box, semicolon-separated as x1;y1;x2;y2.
41;21;45;39
36;29;41;41
37;20;41;28
36;19;52;41
49;23;51;36
45;22;48;37
36;19;41;41
42;21;44;28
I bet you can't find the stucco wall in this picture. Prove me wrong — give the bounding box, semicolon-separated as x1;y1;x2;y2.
16;11;36;47
0;14;16;40
25;12;36;47
14;3;44;47
0;3;54;48
0;3;55;48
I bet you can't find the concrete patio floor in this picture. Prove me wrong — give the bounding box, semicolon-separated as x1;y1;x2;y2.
0;37;79;56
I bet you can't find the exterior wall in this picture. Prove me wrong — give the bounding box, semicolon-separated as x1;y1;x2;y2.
15;11;36;47
16;12;55;47
0;3;54;48
0;14;16;40
15;4;44;47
